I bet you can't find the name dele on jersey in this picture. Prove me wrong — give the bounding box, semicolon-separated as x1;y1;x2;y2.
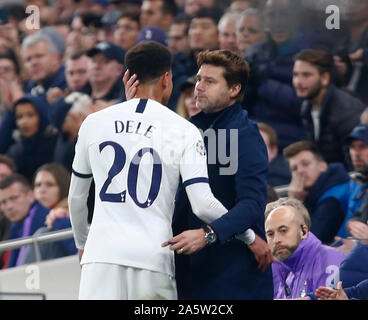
114;119;156;139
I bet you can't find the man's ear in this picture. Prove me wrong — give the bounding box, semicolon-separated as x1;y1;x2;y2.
26;189;35;204
300;224;308;239
161;71;170;88
229;84;241;99
269;145;278;162
319;160;328;173
321;72;330;88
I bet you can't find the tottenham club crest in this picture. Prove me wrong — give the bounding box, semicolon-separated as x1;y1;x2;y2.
196;140;206;156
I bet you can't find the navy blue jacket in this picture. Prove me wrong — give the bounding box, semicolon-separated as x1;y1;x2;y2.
304;163;350;244
345;279;368;300
173;102;273;300
7;200;49;268
51;217;77;256
23;65;67;95
340;243;368;289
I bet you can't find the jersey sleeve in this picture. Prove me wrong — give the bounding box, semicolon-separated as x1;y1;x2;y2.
71;117;92;178
68;117;93;249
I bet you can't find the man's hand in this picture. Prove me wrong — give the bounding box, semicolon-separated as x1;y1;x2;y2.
162;228;207;255
62;111;85;141
248;234;274;272
123;69;139;100
334;236;357;255
0;77;24;111
47;87;70;104
45;207;69;229
347;220;368;241
288;173;308;201
349;48;364;64
315;281;348;300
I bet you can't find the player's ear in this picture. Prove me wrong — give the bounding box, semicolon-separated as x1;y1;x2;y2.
161;72;170;88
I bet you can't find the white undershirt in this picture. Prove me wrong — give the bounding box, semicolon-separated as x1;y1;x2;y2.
311;108;321;141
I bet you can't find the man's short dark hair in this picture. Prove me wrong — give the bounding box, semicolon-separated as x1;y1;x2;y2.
172;13;191;35
283;140;324;162
293;49;334;75
0;155;17;173
125;41;172;83
0;173;32;192
192;7;224;25
142;0;178;16
119;11;140;26
196;49;249;101
68;49;87;61
161;0;178;16
0;49;20;75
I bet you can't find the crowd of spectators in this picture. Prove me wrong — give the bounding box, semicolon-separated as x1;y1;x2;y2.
0;0;367;300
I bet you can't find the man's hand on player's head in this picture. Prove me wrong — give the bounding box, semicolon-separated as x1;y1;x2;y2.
123;69;139;100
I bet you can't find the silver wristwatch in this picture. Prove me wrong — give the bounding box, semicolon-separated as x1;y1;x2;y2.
202;225;217;245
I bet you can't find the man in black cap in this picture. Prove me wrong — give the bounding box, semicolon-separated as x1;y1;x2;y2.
86;41;126;107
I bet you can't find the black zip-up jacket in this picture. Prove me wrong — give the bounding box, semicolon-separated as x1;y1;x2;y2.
300;84;365;170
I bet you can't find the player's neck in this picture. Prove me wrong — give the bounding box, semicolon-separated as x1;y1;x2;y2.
135;85;164;104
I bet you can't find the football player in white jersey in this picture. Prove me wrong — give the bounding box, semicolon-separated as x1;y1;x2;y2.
68;41;255;300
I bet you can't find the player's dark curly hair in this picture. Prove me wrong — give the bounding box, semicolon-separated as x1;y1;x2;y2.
125;41;172;84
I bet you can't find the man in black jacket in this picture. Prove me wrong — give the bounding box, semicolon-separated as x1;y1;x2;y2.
293;49;365;170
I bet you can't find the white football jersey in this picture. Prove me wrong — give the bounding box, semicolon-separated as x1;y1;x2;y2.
70;98;209;277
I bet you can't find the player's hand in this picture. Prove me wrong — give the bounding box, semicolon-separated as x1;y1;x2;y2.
123;69;139;100
162;228;207;255
315;281;348;300
248;234;274;272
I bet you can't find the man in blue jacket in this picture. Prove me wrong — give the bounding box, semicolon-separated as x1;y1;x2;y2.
0;174;49;268
169;49;274;299
283;140;351;244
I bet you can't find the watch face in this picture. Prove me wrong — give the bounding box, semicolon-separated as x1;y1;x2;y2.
206;232;217;244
